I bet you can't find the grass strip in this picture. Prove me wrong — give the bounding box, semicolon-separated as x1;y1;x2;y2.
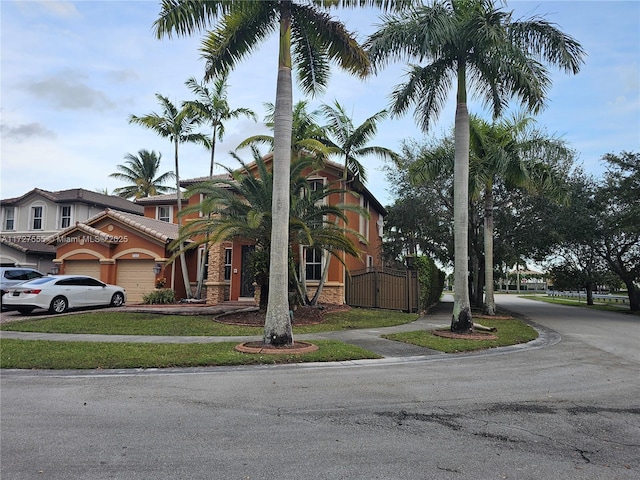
383;317;537;353
524;295;635;314
0;339;381;370
0;309;419;336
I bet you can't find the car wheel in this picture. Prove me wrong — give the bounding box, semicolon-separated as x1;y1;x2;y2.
49;296;68;314
110;292;125;307
17;307;35;314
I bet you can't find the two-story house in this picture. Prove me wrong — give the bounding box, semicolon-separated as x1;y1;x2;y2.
0;188;143;272
7;156;386;306
136;156;386;306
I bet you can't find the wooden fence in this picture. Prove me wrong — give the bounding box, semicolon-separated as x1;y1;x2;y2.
345;268;419;312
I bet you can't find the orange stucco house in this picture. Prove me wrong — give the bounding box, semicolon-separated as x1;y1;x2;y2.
46;156;386;306
137;156;387;306
45;209;197;302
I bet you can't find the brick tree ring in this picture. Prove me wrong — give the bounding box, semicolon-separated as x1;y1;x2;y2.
431;330;498;340
234;341;319;354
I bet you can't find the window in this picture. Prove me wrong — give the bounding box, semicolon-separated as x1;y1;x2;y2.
31;205;43;230
308;178;326;205
367;255;374;270
305;247;323;281
224;248;232;281
3;269;43;281
359;197;369;242
3;207;15;231
157;206;172;222
60;206;72;229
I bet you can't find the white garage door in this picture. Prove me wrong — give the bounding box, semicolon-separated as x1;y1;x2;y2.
116;260;156;303
63;260;101;278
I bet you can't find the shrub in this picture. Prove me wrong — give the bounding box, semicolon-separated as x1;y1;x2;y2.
415;256;446;311
142;288;176;305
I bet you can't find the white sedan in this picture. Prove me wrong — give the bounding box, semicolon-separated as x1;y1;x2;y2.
3;275;126;314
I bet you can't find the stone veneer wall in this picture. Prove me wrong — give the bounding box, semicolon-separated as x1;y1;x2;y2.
305;282;345;305
205;242;228;305
253;282;345;307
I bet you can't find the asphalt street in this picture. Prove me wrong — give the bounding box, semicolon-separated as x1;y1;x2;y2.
1;295;638;480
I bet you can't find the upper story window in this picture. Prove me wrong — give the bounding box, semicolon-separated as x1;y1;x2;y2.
157;206;172;223
31;205;44;230
60;205;72;229
307;178;326;206
224;248;232;281
359;197;370;242
199;194;205;217
3;207;15;231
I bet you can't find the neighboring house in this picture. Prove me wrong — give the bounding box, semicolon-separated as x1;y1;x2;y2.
44;208;197;302
0;188;144;272
136;156;387;306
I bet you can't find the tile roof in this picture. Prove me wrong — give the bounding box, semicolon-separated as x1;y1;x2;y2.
45;208;183;244
0;238;56;254
136;157;387;215
104;209;180;242
1;188;144;215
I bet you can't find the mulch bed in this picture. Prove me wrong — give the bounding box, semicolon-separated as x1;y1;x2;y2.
216;303;351;326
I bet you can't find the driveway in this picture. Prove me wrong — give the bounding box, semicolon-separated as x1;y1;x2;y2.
1;294;639;479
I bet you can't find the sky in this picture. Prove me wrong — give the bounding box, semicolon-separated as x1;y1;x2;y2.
1;0;639;207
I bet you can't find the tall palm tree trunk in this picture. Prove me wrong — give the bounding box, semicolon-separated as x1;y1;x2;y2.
483;186;496;315
209;125;218;177
174;140;192;298
264;7;294;346
452;100;473;333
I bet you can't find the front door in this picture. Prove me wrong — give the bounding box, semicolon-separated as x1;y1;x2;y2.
240;245;255;298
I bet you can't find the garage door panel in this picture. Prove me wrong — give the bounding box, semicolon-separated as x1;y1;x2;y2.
64;260;101;278
116;261;155;303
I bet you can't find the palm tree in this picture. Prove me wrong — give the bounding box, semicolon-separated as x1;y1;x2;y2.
312;100;399;302
155;0;393;346
184;73;257;298
238;100;333;166
184;73;257;177
240;100;377;306
468;113;571;315
109;149;175;199
411;114;571;315
366;0;585;332
175;151;362;310
321;100;398;185
129;94;210;298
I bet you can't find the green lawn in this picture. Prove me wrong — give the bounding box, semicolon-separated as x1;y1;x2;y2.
383;317;538;353
0;308;415;369
523;294;637;314
0;339;381;370
0;308;542;369
0;308;419;336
